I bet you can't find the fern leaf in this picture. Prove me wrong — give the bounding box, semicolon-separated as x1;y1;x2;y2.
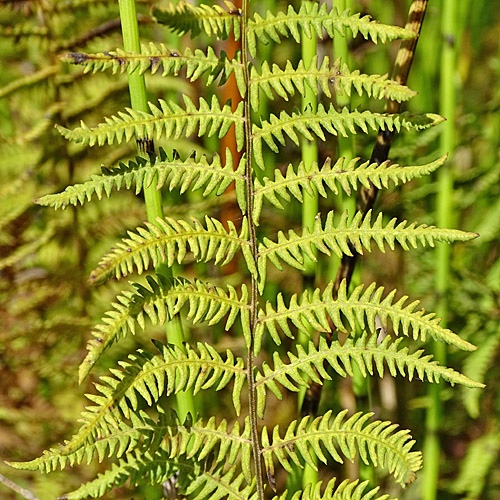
0;64;58;98
261;410;421;486
10;342;246;469
10;409;252;478
253;155;446;222
274;479;393;500
61;44;246;97
36;148;247;213
462;330;500;418
152;1;242;40
247;4;415;58
252;106;444;169
255;334;483;417
56;94;245;149
452;429;500;500
257;209;477;288
255;280;476;354
250;56;416;111
79;276;251;382
88;215;252;284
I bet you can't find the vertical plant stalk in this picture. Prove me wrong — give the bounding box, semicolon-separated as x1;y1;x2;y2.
117;0;195;422
298;2;319;490
241;1;264;499
302;0;429;419
423;0;456;497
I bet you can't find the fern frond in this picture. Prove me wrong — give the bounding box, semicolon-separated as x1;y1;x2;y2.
255;280;475;353
252;106;444;169
79;276;251;382
274;479;393;500
250;56;416;111
253;155;446;222
61;44;246;96
462;330;500;418
10;342;246;468
10;409;251;477
452;429;500;500
247;4;415;58
255;334;483;416
88;215;252;284
0;64;58;98
36;148;247;212
257;209;477;287
152;0;242;40
261;410;421;486
0;22;48;38
56;95;245;148
0;223;57;271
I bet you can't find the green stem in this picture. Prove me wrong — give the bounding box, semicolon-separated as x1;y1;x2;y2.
298;1;319;491
117;0;195;423
423;0;456;498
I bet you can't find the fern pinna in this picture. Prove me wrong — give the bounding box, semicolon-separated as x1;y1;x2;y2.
9;1;483;499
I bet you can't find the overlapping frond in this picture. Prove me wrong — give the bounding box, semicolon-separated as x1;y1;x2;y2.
261;410;422;486
247;4;415;58
255;280;475;353
56;95;245;148
274;479;393;500
257;209;477;287
252;106;444;169
152;0;242;40
253;155;446;222
255;334;483;416
36;148;247;212
88;216;252;285
250;56;416;111
10;409;251;479
11;341;246;470
79;276;251;382
61;44;246;96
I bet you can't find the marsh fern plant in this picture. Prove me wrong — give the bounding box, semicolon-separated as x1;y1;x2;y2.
9;1;483;499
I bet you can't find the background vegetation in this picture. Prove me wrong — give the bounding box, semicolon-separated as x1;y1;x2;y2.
0;0;499;499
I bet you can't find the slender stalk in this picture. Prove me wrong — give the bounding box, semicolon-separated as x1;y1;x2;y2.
117;0;195;422
0;473;40;500
297;3;319;489
241;1;264;499
422;1;456;497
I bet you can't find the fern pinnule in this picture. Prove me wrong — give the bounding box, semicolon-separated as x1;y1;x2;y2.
250;57;416;111
255;280;476;353
252;107;444;169
253;155;447;221
257;209;477;287
88;215;253;285
255;334;483;417
261;410;422;487
36;148;247;212
79;276;251;382
56;94;245;148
